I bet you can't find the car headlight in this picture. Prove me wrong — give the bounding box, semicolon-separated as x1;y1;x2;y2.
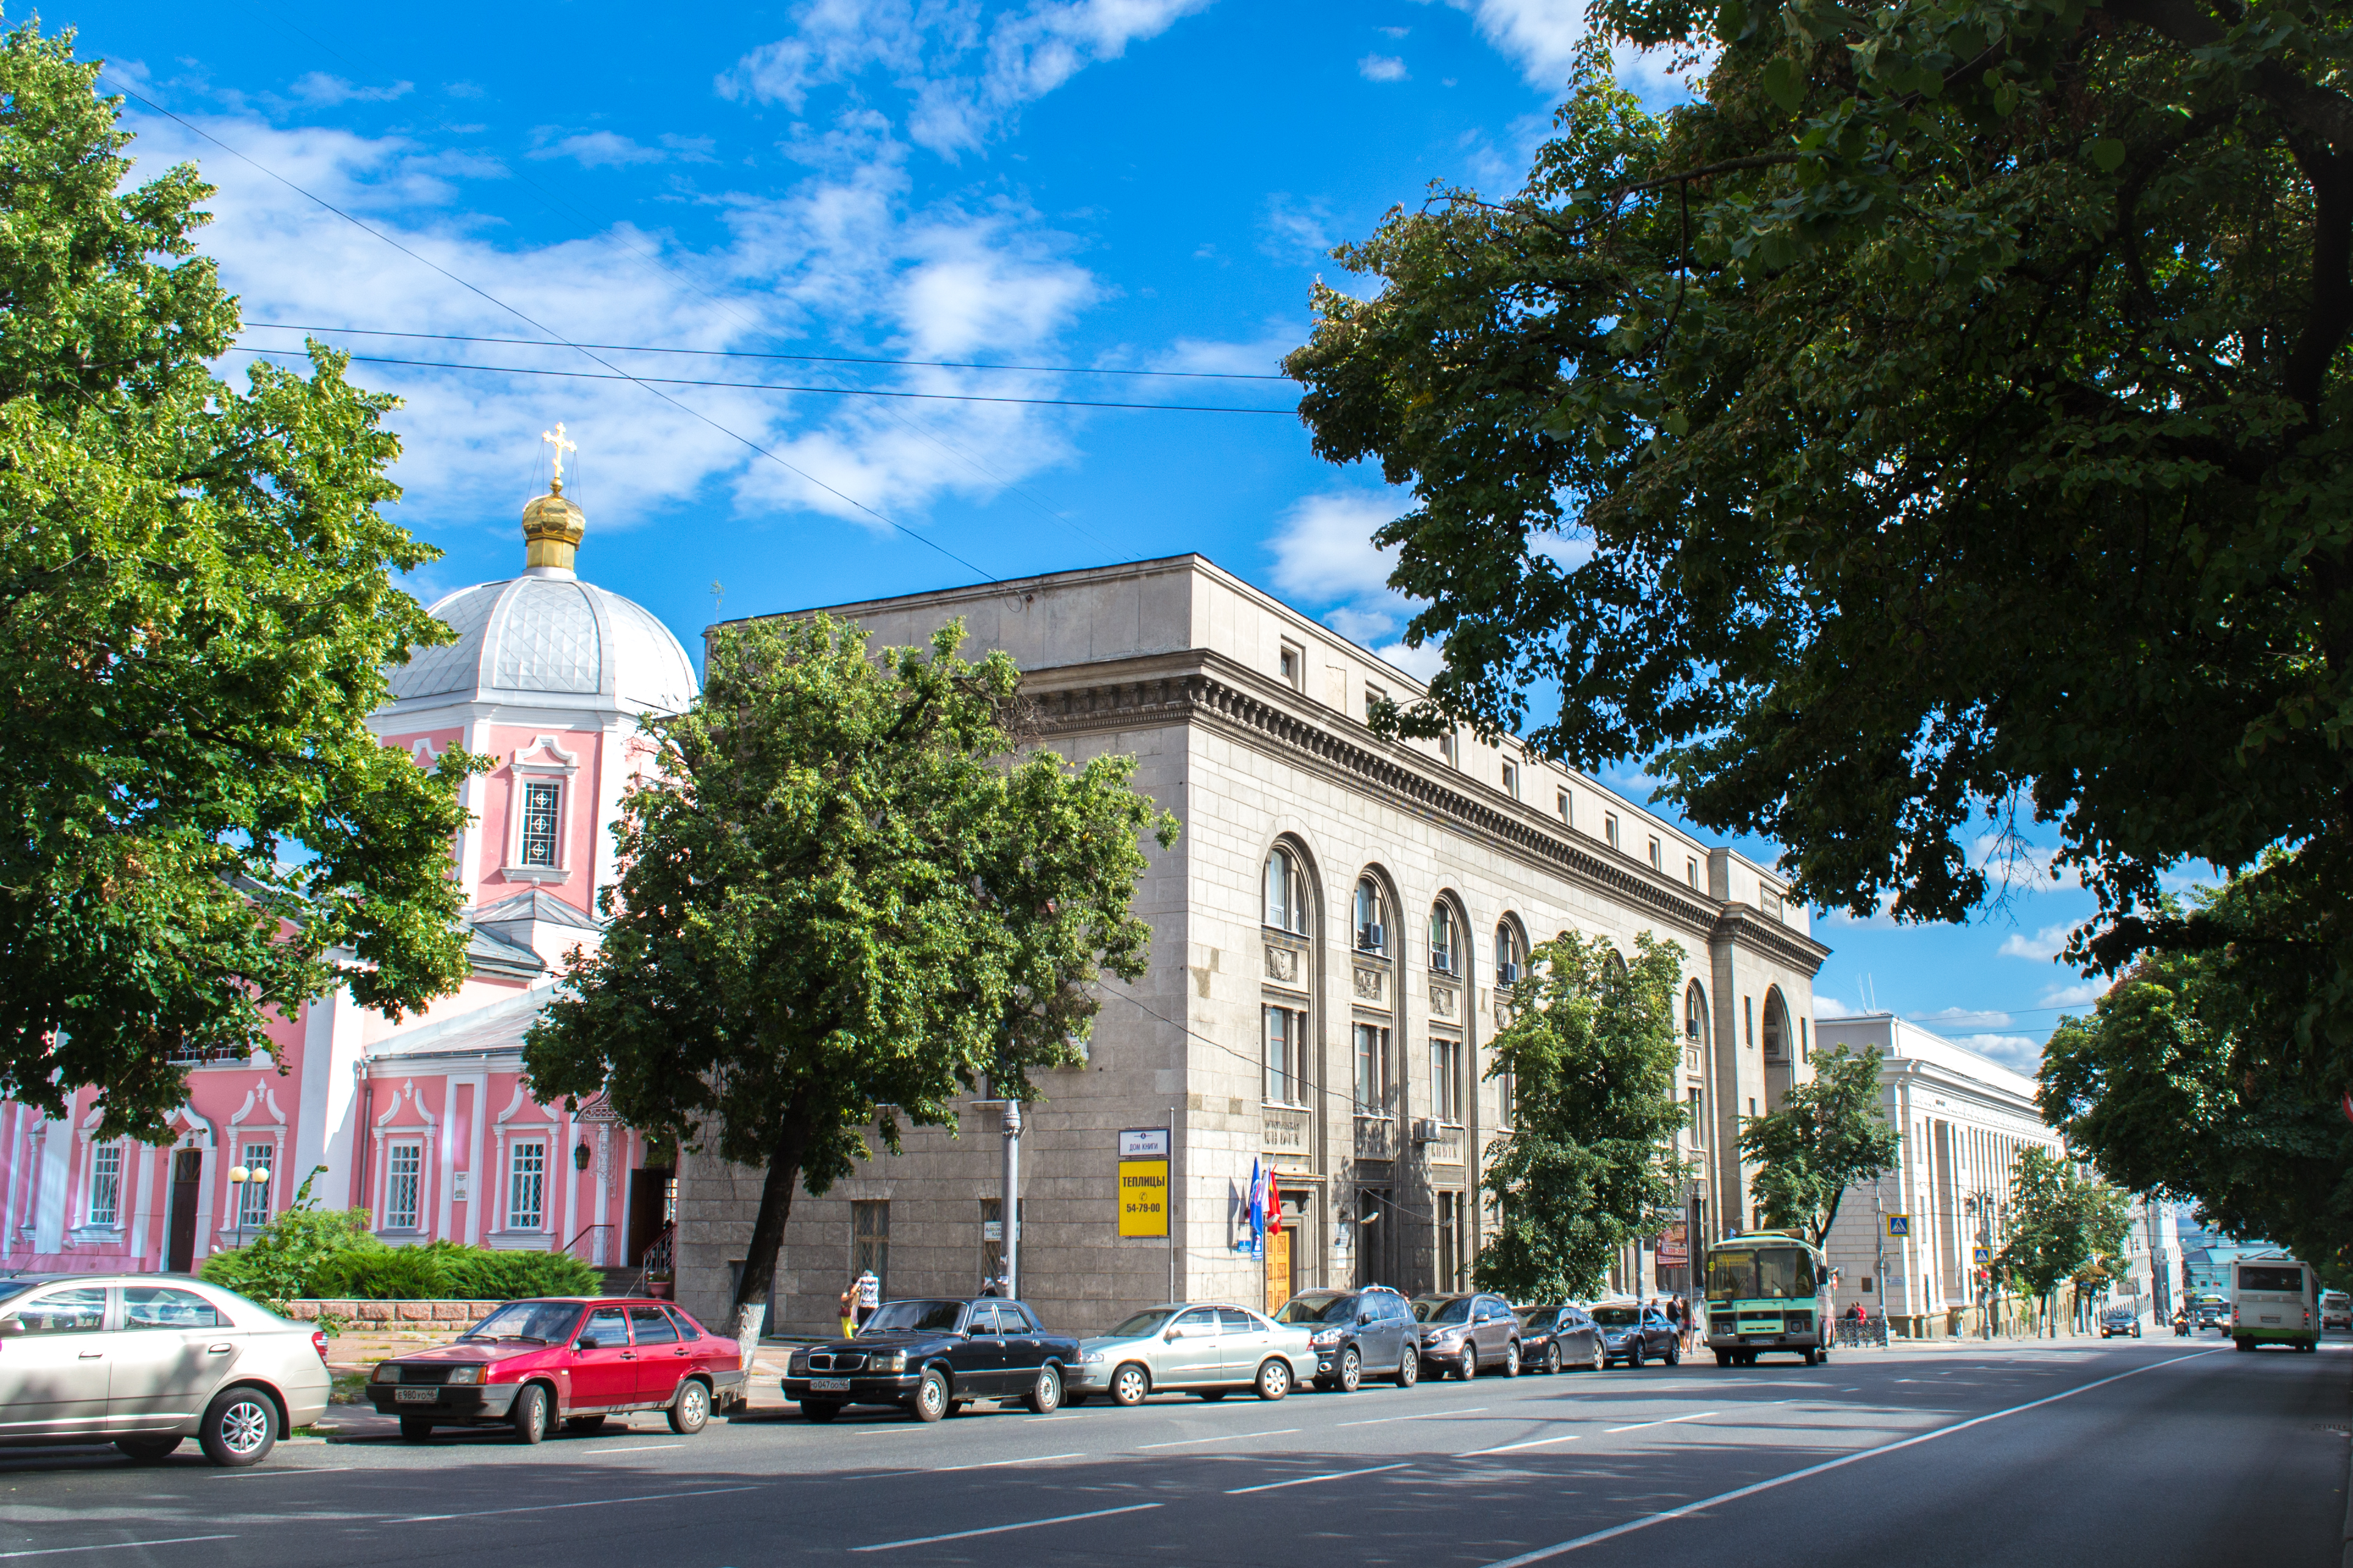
867;1351;906;1373
372;1364;401;1384
1080;1348;1108;1364
1310;1329;1343;1346
788;1354;810;1375
446;1365;484;1386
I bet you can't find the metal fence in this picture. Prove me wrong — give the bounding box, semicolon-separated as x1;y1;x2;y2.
1832;1317;1891;1348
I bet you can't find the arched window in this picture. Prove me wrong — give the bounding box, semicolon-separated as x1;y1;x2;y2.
1429;902;1457;975
1761;989;1787;1061
1264;845;1310;936
1354;876;1389;955
1684;981;1708;1043
1494;919;1527;986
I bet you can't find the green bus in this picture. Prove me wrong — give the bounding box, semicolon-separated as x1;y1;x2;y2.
1704;1231;1833;1367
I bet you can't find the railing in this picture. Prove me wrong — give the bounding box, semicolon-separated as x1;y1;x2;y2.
1262;1104;1311;1157
562;1222;612;1262
167;1042;248;1066
1354;1115;1395;1162
1831;1317;1890;1348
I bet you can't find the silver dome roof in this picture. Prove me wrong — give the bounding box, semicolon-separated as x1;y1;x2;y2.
386;574;698;717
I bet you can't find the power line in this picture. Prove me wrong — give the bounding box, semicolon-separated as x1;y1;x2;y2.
225;346;1299;414
241;322;1292;381
101;74;996;583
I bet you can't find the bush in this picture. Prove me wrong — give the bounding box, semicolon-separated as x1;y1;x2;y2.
198;1168;377;1309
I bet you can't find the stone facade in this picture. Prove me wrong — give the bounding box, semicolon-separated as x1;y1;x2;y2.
679;555;1831;1339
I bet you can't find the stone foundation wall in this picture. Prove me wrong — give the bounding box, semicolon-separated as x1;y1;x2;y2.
280;1299;502;1323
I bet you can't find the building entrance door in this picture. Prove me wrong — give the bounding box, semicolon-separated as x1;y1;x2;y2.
1264;1226;1292;1315
165;1149;202;1273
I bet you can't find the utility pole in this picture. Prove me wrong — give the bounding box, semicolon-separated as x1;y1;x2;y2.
1873;1178;1889;1328
1167;1104;1178;1305
1001;1099;1022;1300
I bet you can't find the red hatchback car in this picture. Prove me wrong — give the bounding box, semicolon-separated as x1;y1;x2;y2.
368;1297;745;1443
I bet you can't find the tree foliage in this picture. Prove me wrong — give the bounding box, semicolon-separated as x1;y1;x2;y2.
1286;0;2353;1071
524;614;1179;1351
1997;1146;2135;1313
0;21;477;1141
1739;1046;1902;1246
1474;931;1689;1301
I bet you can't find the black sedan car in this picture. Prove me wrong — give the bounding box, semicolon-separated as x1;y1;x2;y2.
1592;1301;1682;1368
1513;1304;1604;1374
781;1298;1079;1423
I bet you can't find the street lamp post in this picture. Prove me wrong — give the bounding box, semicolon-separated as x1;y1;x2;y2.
225;1162;269;1249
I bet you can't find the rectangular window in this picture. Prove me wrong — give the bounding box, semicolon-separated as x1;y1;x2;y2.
1687;857;1700;889
1437;1192;1462;1292
1431;1036;1462;1124
238;1141;273;1228
1688;1088;1705;1146
1800;1018;1810;1060
1496;1064;1515;1127
1441;731;1459;768
507;1140;546;1230
1746;995;1755;1047
1648;837;1663;870
87;1144;122;1226
1279;642;1303;689
385;1142;422;1230
1264;1006;1304;1106
1353;1023;1390;1115
520;781;562;868
1604;813;1620;850
1501;761;1520;798
1365;683;1387;720
853;1200;890;1300
1557;789;1570;826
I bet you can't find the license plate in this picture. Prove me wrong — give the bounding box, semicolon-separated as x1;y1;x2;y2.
810;1378;850;1392
394;1387;438;1404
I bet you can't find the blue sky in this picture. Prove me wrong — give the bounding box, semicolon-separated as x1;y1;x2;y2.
82;0;2121;1069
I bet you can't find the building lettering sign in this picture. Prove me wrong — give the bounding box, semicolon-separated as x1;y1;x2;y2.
1118;1127;1170;1238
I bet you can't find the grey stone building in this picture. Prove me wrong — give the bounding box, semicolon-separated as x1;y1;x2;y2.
675;555;1830;1339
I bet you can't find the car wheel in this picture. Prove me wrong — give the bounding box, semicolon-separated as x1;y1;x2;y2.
1501;1340;1520;1378
199;1387;277;1468
114;1436;181;1462
1110;1362;1151;1407
1590;1340;1606;1373
669;1379;712;1435
1664;1337;1681;1367
1255;1359;1291;1401
510;1383;553;1445
1626;1342;1644;1370
399;1417;435;1441
1021;1364;1064;1415
1714;1350;1730;1368
799;1400;842;1422
1543;1343;1562;1375
913;1368;951;1422
565;1415;609;1434
1802;1347;1819;1367
1396;1350;1419;1389
1336;1346;1361;1393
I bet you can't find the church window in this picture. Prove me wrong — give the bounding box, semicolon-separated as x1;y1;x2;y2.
521;782;562;868
385;1143;422;1230
507;1140;546;1230
87;1143;121;1227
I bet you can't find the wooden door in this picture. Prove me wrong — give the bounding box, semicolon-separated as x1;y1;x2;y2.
165;1149;202;1273
1264;1227;1293;1317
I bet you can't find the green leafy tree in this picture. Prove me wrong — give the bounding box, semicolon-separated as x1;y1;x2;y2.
1739;1046;1902;1246
1998;1147;2134;1335
1474;931;1689;1301
524;615;1180;1358
1285;2;2353;1077
1;21;478;1141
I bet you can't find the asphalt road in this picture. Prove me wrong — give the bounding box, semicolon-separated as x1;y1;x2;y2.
5;1331;2343;1568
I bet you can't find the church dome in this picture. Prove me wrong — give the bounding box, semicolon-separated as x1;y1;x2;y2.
383;487;700;718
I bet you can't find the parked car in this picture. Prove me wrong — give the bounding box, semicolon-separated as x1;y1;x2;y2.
2099;1305;2142;1339
1412;1291;1521;1379
1592;1301;1681;1367
1271;1285;1417;1392
1067;1302;1316;1406
2321;1290;2351;1331
0;1272;328;1467
369;1297;744;1442
783;1298;1079;1422
1512;1304;1603;1374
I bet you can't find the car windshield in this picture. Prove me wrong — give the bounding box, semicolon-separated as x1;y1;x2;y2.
1104;1309;1178;1338
1706;1246;1818;1302
1413;1296;1473;1324
1514;1307;1556;1328
1590;1307;1642;1327
1274;1295;1355;1326
0;1280;46;1308
862;1300;968;1335
460;1301;583;1343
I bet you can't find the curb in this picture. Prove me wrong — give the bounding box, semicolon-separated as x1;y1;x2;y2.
2342;1360;2353;1568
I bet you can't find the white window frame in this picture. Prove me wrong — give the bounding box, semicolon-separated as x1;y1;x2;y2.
1648;836;1663;871
1263;1006;1305;1107
506;1139;547;1232
1264;847;1310;937
383;1140;424;1231
1604;814;1620;850
1557;789;1570;826
504;735;581;880
1500;761;1519;799
518;780;563;869
237;1140;274;1229
1278;641;1305;690
1429;903;1457;975
1353;876;1387;954
1352;1023;1391;1115
1687;856;1700;889
1431;1036;1463;1125
87;1142;123;1227
1364;684;1387;721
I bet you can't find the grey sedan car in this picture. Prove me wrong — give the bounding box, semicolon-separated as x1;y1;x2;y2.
1066;1303;1318;1406
0;1273;330;1466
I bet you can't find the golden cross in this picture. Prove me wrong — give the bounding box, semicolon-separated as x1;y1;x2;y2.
542;422;577;490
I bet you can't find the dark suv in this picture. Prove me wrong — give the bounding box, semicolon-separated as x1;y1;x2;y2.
781;1298;1079;1423
1273;1286;1417;1392
1413;1292;1521;1379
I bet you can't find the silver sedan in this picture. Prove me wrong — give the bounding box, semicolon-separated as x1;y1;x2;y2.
0;1273;330;1466
1066;1302;1318;1406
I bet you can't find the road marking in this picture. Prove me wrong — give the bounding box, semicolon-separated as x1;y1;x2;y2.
1459;1432;1583;1457
1604;1411;1719;1433
1337;1406;1487;1428
921;1451;1084;1475
387;1484;759;1523
587;1444;683;1454
1225;1461;1412;1495
1476;1348;2227;1566
1139;1429;1300;1448
850;1501;1161;1553
0;1541;236;1560
215;1466;358;1478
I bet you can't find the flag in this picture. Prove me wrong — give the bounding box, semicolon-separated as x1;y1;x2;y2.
1247;1158;1265;1255
1264;1167;1283;1237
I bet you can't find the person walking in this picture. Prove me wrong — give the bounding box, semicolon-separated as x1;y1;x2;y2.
836;1286;857;1339
854;1267;881;1329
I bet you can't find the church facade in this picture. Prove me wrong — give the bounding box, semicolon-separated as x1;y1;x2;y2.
1;480;697;1282
678;555;1831;1340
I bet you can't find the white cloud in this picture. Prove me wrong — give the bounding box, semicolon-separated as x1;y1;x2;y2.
719;0;1215;157
1998;923;2072;962
289;72;414;106
1260;193;1333;262
2040;978;2115;1011
1910;1005;2015;1030
1419;0;1708;101
1269;488;1407;602
1942;1033;2045;1074
1813;994;1854;1019
528;131;723;168
1359;54;1409;82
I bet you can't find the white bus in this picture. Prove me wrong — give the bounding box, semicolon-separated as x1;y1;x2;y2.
2229;1253;2318;1353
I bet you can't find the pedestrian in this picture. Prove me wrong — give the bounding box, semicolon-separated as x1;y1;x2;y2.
854;1266;880;1329
836;1286;856;1340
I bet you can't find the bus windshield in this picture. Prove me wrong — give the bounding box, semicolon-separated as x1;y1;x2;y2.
1708;1246;1818;1303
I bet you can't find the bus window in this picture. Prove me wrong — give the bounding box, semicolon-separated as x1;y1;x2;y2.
1709;1246;1818;1301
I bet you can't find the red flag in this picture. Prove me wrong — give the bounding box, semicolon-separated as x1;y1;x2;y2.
1264;1168;1283;1236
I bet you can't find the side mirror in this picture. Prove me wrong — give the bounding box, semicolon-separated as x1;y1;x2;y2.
575;1335;600;1351
1357;1313;1374;1325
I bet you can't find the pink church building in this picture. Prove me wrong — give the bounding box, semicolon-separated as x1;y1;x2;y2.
0;482;698;1282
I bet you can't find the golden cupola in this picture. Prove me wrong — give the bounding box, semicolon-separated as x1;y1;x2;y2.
521;421;586;576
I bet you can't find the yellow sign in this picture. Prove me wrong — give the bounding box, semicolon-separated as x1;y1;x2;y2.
1118;1127;1170;1238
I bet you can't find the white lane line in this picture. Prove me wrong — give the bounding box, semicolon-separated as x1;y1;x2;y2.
387;1483;759;1523
920;1451;1084;1475
1337;1405;1488;1428
0;1541;236;1560
1139;1429;1301;1449
1225;1461;1412;1495
1604;1411;1719;1433
850;1501;1161;1553
587;1444;684;1454
1477;1348;2227;1567
216;1466;358;1478
1459;1432;1583;1458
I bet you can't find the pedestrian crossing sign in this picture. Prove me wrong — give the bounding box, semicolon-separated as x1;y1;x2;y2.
1974;1245;1991;1265
1887;1214;1911;1237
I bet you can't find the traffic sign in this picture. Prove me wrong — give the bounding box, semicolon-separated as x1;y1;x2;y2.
1887;1214;1911;1237
1973;1245;1991;1265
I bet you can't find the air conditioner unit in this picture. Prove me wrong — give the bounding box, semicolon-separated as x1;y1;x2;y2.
1498;962;1521;985
1412;1118;1441;1144
1358;923;1385;951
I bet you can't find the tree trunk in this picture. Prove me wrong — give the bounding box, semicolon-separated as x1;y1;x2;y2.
730;1102;816;1375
